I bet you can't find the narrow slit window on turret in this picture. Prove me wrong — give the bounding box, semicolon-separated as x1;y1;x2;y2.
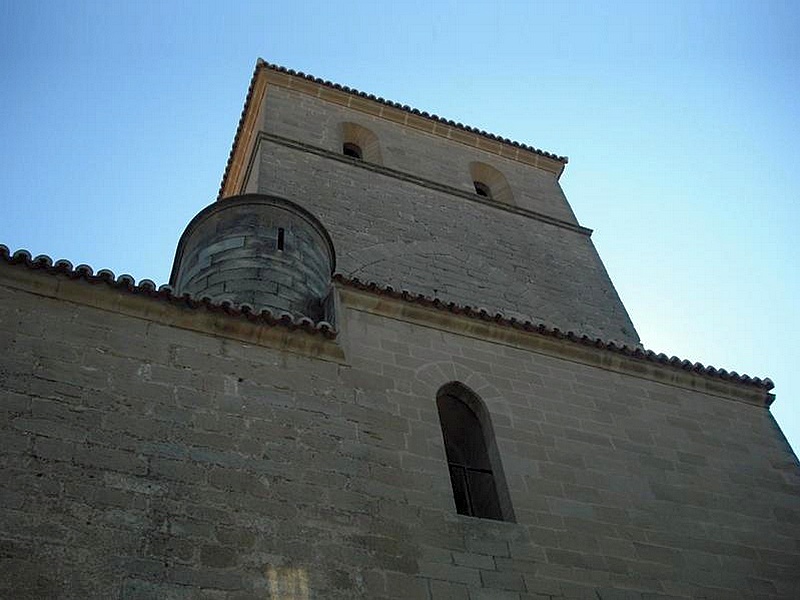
343;142;363;160
277;227;285;251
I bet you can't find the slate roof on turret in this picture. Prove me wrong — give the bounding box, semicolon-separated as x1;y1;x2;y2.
218;59;567;200
0;245;774;399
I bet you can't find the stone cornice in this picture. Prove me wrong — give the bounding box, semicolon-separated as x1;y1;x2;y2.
219;60;568;200
219;63;269;200
252;132;592;236
0;253;774;408
258;64;567;174
336;284;774;408
0;258;345;364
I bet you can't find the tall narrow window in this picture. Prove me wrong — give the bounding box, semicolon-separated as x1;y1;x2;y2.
436;383;513;521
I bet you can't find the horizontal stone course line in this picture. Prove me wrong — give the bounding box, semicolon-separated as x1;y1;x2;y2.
336;284;773;404
2;247;773;401
253;131;590;235
219;60;567;204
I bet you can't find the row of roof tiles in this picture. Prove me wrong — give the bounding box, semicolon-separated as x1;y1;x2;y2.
0;245;773;392
0;247;335;338
256;59;568;163
334;275;773;392
219;59;567;199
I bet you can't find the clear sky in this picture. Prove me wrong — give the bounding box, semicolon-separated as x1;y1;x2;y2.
2;1;798;454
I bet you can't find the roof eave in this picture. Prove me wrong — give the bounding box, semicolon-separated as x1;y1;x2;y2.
218;59;569;198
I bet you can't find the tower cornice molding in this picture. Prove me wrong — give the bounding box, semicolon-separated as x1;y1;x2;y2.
219;59;568;200
335;278;774;408
250;132;593;236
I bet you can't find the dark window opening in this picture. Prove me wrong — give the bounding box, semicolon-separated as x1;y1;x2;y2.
437;392;504;520
473;181;492;198
277;227;285;251
343;142;363;159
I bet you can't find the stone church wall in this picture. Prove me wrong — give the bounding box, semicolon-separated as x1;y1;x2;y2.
256;138;636;345
1;276;797;599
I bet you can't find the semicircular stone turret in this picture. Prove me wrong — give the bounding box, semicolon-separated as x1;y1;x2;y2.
169;194;336;322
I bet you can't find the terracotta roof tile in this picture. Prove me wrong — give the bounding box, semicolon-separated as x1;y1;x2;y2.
257;59;567;163
0;245;774;395
218;59;567;200
0;246;336;338
333;274;775;394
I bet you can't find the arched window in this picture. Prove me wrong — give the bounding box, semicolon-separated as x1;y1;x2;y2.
468;162;514;205
342;142;363;160
341;122;382;164
436;383;514;521
473;181;492;199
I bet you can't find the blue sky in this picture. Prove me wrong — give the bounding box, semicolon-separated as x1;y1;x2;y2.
1;1;798;454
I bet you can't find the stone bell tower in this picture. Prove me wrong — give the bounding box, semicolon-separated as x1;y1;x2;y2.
213;59;641;344
0;59;795;600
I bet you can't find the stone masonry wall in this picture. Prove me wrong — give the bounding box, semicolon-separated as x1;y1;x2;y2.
257;139;638;344
1;279;798;599
258;86;577;224
247;85;639;344
171;195;334;321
